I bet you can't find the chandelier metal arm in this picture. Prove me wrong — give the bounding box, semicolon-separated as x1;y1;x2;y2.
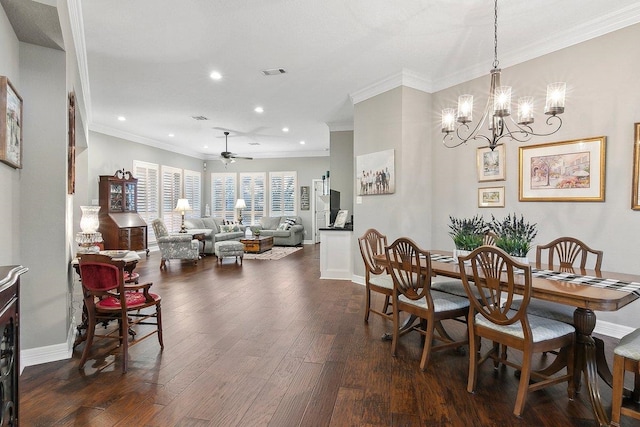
439;0;566;151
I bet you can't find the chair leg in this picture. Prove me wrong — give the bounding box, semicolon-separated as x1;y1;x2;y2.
364;287;371;323
611;354;625;426
160;258;166;269
79;306;96;369
467;330;479;393
382;295;391;315
391;303;400;357
156;302;164;349
513;351;533;417
419;320;436;371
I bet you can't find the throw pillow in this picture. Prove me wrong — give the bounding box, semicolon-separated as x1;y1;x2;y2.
284;217;297;227
277;223;290;231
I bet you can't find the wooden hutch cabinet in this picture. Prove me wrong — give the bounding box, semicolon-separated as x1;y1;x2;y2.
98;170;148;254
0;265;26;426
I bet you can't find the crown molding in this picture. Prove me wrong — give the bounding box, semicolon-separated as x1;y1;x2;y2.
432;3;640;91
326;121;353;132
349;69;433;105
66;0;91;124
90;123;207;159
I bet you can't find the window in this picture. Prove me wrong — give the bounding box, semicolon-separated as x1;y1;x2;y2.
239;172;266;225
133;160;159;243
184;169;202;219
161;166;183;232
211;172;237;222
269;171;297;217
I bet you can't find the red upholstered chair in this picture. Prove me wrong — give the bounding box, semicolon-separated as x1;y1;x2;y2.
78;254;163;373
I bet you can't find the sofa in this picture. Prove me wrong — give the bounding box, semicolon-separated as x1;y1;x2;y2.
183;217;244;255
252;216;304;246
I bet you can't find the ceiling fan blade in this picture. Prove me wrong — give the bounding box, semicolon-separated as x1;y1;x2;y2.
231;155;253;160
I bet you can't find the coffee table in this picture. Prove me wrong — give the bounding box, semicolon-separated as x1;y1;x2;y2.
240;236;274;254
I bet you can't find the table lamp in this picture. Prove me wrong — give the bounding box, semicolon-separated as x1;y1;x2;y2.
235;198;246;224
174;198;192;233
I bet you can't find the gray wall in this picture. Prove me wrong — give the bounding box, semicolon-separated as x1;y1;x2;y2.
429;23;640;328
19;42;69;349
330;131;354;216
0;5;21;264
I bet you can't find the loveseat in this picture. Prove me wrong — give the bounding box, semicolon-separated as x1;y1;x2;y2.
183;217;244;255
252;216;304;246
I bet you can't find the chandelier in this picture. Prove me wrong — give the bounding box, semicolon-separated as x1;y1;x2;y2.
441;0;566;151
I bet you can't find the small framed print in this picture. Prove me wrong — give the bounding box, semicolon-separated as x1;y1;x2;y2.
0;76;23;169
477;144;505;182
478;186;505;208
632;123;640;209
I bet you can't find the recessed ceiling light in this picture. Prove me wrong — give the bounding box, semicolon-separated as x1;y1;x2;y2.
282;127;289;132
300;140;305;145
254;106;264;113
117;116;126;121
168;133;174;137
210;71;222;80
204;145;208;149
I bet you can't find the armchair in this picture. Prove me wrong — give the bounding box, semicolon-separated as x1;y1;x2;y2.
151;219;200;269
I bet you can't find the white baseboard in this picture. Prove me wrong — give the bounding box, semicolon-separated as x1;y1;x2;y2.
20;323;75;372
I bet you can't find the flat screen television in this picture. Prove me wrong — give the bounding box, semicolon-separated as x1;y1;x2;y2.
329;189;340;224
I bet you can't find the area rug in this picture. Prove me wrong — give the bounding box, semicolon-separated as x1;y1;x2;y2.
243;246;302;260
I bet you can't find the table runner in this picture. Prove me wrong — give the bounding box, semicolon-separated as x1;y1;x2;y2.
428;253;640;297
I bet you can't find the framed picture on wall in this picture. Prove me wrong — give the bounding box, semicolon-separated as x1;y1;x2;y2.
0;76;23;169
632;123;640;210
519;136;606;202
356;149;395;195
68;91;76;194
478;186;505;208
300;185;310;210
477;144;505;182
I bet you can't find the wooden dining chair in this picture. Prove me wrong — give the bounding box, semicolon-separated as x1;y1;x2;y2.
483;231;498;246
457;246;575;417
385;237;469;370
358;229;394;322
611;328;640;426
78;253;164;373
513;237;603;324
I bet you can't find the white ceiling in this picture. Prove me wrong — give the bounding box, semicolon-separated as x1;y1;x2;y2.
8;1;640;160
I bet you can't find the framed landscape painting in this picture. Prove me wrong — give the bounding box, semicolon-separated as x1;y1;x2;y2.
0;76;23;169
356;149;395;195
519;136;606;202
478;186;505;208
477;144;505;182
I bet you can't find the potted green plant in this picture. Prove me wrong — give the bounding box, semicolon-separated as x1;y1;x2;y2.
251;226;261;237
448;215;487;260
489;213;538;263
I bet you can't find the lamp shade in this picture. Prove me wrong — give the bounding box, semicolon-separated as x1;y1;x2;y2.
174;198;191;213
235;199;246;209
80;206;101;233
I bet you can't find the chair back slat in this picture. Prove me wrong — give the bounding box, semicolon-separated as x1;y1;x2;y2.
459;246;531;328
358;228;388;276
385;237;431;302
536;236;603;271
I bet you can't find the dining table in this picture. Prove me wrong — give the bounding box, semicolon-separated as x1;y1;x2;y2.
374;249;640;427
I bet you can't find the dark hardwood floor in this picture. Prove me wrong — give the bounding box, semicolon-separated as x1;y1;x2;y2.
20;244;635;426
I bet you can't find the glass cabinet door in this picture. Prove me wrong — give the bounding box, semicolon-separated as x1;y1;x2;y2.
109;183;124;212
125;183;136;212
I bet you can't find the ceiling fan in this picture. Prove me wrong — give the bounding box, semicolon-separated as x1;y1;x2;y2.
220;131;253;164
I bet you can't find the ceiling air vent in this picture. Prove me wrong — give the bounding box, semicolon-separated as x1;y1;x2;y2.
191;115;208;121
248;142;261;146
261;68;287;76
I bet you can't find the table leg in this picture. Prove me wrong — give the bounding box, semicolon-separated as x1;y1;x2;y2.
573;307;609;427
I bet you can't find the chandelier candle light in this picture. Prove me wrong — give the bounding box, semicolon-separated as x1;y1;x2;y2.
442;0;566;151
174;198;192;233
235;199;247;224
